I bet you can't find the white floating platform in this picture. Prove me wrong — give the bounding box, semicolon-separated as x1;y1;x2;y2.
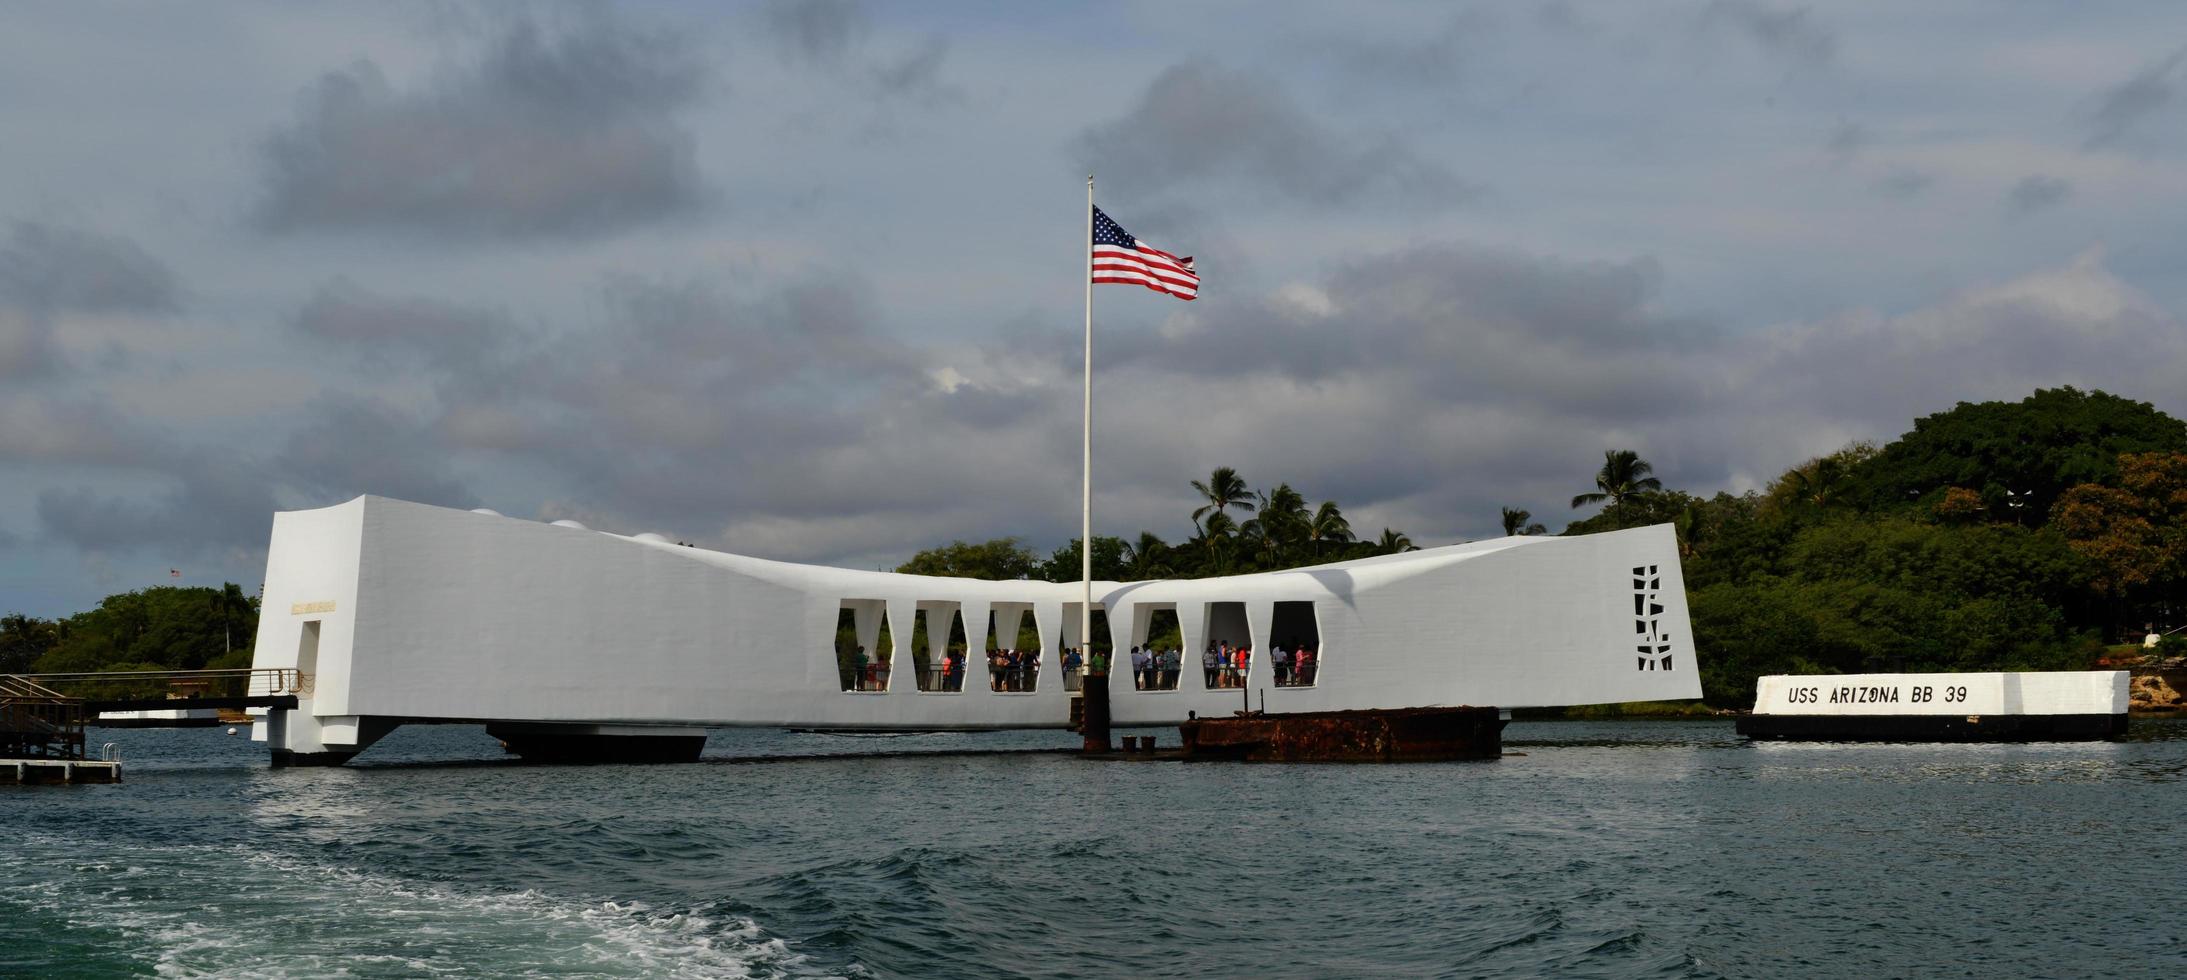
1737;671;2130;742
97;707;224;728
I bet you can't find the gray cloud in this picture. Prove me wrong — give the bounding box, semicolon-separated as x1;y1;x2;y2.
1870;169;1934;199
762;0;867;65
293;279;519;372
2083;48;2185;148
256;17;708;239
0;222;178;314
1701;1;1836;69
760;0;952;102
18;238;2185;592
872;37;952;99
1825;119;1866;165
0;221;178;380
278;398;481;510
2005;174;2071;214
1075;62;1475;207
1321;13;1493;87
38;451;278;556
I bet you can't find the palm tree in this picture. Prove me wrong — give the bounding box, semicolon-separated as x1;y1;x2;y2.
1189;466;1256;527
1256;483;1310;551
1571;449;1663;522
1239;516;1283;568
1125;531;1172;580
1308;501;1353;552
1376;528;1415;553
1196;511;1238;573
1500;507;1546;536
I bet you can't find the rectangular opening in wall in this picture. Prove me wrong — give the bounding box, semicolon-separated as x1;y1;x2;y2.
1271;601;1320;687
982;604;1041;693
296;620;321;696
914;604;966;692
1202;601;1250;689
1134;605;1181;691
834;599;891;692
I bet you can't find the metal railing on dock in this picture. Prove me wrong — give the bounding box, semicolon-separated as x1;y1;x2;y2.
2;674;87;760
21;668;311;701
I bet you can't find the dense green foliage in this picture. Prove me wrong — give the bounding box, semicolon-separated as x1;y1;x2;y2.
896;472;1405;587
1840;387;2187;525
2;585;258;676
1613;388;2186;704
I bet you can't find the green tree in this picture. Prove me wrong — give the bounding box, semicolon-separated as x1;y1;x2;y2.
1195;511;1240;572
1843;387;2187;525
1237;483;1309;569
1308;501;1354;552
1189;466;1256;527
31;585;259;674
896;538;1041;580
1041;536;1131;583
1763;441;1876;516
1564;491;1696;538
1570;450;1663;527
1124;532;1174;580
2053;451;2187;627
1375;528;1415;553
0;614;58;674
1499;507;1545;536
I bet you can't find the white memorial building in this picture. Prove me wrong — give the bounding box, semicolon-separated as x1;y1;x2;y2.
250;496;1699;763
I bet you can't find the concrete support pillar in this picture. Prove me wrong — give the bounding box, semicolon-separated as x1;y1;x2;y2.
264;712;397;767
1033;603;1061;660
885;598;918;692
959;600;990;696
1245;599;1275;699
1177;602;1208;690
993;604;1025;653
923;603;956;690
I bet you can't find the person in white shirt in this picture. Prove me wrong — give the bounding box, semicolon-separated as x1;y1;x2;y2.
1130;646;1150;690
1273;645;1292;686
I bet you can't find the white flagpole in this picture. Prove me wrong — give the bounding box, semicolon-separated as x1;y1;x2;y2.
1081;174;1094;677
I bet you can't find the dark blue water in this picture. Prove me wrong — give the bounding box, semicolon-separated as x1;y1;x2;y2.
5;719;2185;978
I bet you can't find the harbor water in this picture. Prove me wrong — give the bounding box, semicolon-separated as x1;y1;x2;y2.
4;718;2185;978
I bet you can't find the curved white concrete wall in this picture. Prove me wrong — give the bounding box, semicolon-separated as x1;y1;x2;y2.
252;496;1700;739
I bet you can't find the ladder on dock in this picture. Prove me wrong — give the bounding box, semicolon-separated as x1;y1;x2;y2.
1;675;87;761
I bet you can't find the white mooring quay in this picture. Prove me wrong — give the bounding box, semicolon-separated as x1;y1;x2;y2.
248;496;1700;765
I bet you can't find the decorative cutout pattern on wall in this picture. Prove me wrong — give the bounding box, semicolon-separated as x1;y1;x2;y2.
1633;564;1673;671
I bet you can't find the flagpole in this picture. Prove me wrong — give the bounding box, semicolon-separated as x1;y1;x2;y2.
1081;174;1094;679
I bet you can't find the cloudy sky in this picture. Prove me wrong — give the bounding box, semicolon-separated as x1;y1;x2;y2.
6;1;2186;617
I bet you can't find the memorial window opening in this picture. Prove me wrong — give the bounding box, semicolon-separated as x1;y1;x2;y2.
834;599;893;692
983;604;1043;693
1202;601;1251;689
1270;601;1321;687
913;604;969;692
1132;605;1183;691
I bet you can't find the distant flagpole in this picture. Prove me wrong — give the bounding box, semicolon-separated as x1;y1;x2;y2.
1081;174;1094;676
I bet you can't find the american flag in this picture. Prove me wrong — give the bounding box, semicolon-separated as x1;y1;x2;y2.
1092;206;1198;300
